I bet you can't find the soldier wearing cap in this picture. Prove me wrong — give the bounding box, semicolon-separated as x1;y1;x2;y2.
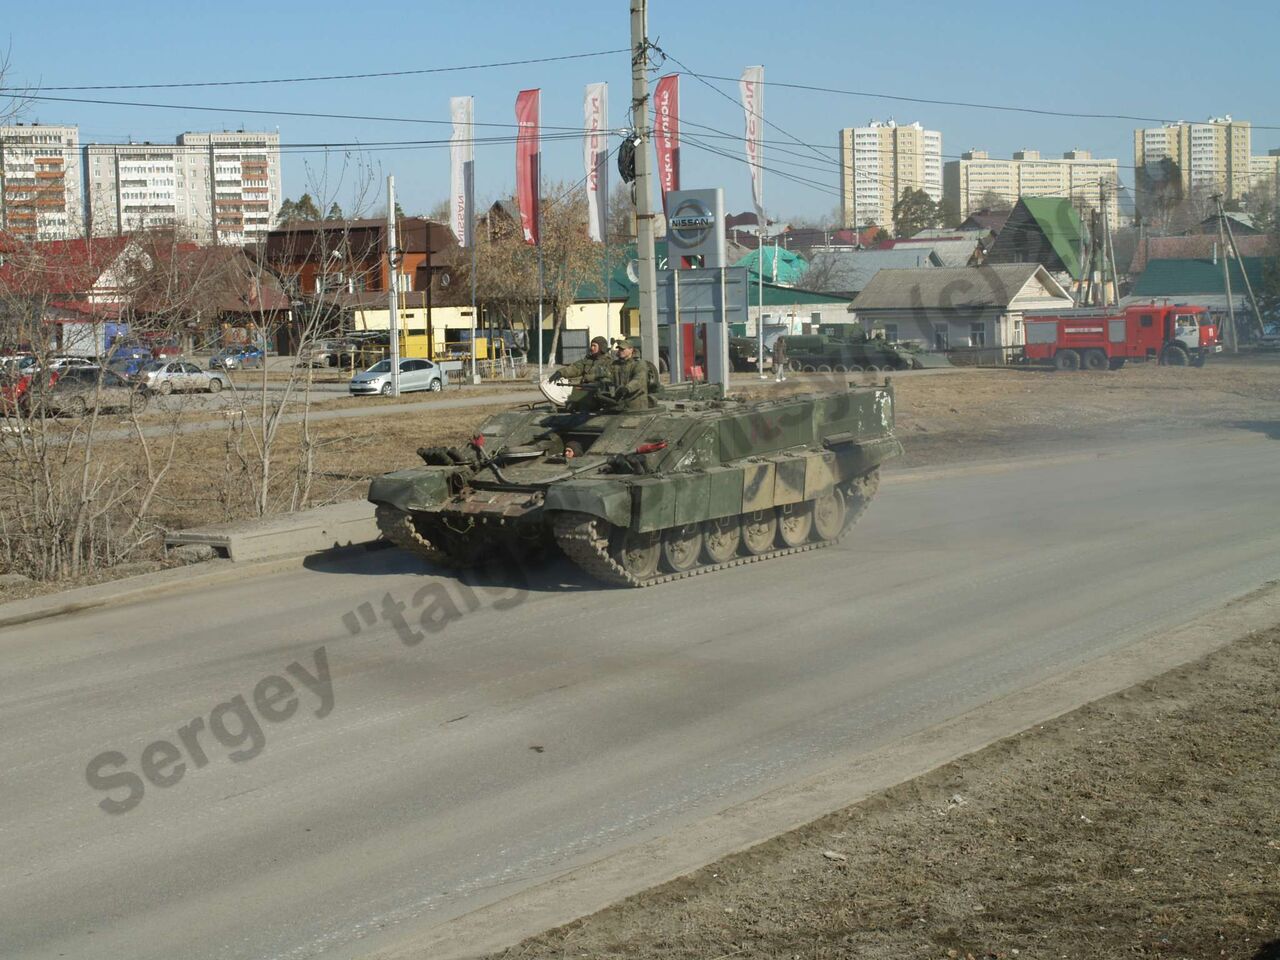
549;335;612;410
604;339;661;411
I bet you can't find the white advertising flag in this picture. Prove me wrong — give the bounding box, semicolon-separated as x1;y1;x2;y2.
450;96;475;248
738;66;765;232
583;82;609;243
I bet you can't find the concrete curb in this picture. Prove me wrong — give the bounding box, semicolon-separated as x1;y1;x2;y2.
365;581;1280;960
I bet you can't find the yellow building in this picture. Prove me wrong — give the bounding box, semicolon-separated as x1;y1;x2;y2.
839;120;942;229
1134;116;1252;202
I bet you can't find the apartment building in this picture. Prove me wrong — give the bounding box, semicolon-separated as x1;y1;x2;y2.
0;123;83;241
85;131;281;245
943;149;1120;225
839;120;942;229
1251;149;1280;202
1134;116;1252;203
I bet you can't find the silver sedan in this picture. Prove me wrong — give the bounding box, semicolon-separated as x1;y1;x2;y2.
349;358;447;396
139;360;231;395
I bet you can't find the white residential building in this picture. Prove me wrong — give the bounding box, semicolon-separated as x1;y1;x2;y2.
85;130;282;245
1134;116;1252;203
944;149;1121;225
839;120;942;229
1251;149;1280;202
0;123;83;241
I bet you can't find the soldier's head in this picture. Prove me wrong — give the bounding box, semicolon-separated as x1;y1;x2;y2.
589;335;609;356
614;339;636;360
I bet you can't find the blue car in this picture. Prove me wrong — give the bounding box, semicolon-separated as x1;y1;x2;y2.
209;345;265;370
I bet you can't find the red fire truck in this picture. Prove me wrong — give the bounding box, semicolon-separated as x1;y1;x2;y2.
1023;303;1221;371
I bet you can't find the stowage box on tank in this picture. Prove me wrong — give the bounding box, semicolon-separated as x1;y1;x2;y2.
368;381;902;587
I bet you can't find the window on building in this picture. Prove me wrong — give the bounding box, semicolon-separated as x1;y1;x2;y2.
969;323;986;347
934;324;950;351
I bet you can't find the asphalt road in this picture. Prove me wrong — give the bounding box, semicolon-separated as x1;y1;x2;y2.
3;429;1279;960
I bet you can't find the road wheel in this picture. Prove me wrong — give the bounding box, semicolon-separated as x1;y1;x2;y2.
741;509;778;556
68;395;89;418
1083;349;1108;372
812;486;847;541
208;378;223;394
608;528;660;580
157;380;173;396
817;364;832;373
380;381;393;396
776;501;814;547
661;523;703;573
1160;345;1189;366
658;356;669;374
429;378;443;392
833;364;848;373
788;359;803;372
802;364;816;373
1054;349;1081;372
129;391;148;414
701;516;741;564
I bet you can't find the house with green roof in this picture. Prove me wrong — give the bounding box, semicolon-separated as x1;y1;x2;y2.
1128;257;1265;315
984;197;1086;281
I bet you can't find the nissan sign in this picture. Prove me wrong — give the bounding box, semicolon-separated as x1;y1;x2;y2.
663;188;726;267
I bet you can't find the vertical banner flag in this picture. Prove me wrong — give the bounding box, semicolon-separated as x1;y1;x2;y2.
515;89;541;246
449;96;474;248
583;82;609;243
653;74;680;213
739;66;765;230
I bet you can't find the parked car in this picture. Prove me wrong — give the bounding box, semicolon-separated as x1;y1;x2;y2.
47;356;100;373
1;367;59;414
40;368;149;417
150;339;183;359
349;358;447;396
138;360;230;395
209;345;265;370
107;341;152;362
297;338;353;368
106;356;151;380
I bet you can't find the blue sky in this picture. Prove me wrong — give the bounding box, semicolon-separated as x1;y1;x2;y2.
4;0;1278;221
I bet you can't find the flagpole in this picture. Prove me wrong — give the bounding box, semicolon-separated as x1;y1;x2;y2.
536;148;544;381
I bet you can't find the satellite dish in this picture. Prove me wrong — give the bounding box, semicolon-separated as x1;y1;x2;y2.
626;259;640;284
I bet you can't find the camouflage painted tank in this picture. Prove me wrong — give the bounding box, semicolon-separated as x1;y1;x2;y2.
368;381;902;587
783;332;950;372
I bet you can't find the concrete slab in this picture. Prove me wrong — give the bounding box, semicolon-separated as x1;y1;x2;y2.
165;499;379;561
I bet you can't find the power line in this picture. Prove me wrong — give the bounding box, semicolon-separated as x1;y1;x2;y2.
0;50;628;92
669;69;1280;132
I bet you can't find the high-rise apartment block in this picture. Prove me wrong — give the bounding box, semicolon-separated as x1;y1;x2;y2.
1133;116;1252;203
85;131;281;245
839;120;942;229
944;149;1120;224
1;123;281;245
1251;149;1280;202
0;124;83;241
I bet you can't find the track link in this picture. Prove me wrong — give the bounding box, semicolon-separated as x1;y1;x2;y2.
374;504;453;566
552;469;880;588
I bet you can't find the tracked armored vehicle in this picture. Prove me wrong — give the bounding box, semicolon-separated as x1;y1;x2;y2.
368;381;901;587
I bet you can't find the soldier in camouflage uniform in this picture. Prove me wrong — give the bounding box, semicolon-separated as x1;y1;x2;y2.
604;339;661;411
549;336;611;410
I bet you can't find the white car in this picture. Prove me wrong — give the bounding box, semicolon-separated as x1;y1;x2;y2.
138;360;231;395
349;358;447;396
47;356;100;372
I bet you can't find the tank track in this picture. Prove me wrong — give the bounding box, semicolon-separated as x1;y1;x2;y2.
374;504;453;566
553;469;880;588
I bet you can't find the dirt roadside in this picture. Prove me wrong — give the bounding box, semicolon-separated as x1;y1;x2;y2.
485;626;1280;960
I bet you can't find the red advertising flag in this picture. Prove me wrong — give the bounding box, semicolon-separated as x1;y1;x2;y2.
653;74;680;213
514;88;541;246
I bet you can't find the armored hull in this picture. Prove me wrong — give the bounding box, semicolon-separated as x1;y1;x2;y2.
368;382;902;587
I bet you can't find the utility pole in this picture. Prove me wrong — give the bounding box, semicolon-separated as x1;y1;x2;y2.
1212;196;1238;354
630;0;659;364
386;175;402;395
1217;195;1263;338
